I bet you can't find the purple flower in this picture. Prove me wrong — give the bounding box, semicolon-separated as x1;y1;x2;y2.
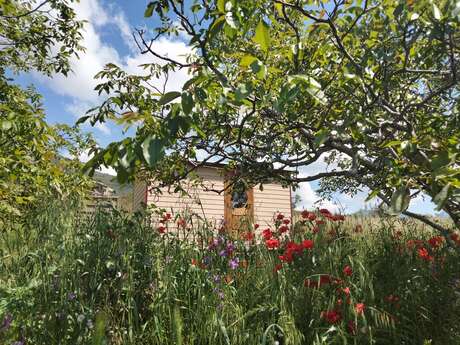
0;313;12;332
218;291;225;300
67;292;76;301
229;257;239;270
213;275;221;283
218;250;227;257
12;341;24;345
226;242;235;253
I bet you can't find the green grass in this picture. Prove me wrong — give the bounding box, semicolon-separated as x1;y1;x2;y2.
1;202;460;344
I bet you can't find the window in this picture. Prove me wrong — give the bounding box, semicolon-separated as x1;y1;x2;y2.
231;181;248;208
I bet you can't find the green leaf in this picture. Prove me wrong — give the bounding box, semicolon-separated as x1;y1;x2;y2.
253;20;270;53
289;75;327;105
433;183;450;211
144;2;155;18
314;129;329;148
217;0;225;12
76;115;90;125
388;186;411;215
431;151;450;171
142;136;165;167
432;3;441;20
181;92;193;115
159;91;181;105
240;55;258;67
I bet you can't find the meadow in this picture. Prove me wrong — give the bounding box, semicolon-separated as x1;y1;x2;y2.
1;201;460;345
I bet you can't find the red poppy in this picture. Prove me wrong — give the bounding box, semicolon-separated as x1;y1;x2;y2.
265;238;280;249
343;265;353;276
243;231;254;241
302;239;314;250
262;228;273;240
316;219;325;225
342;287;351;296
301;210;316;221
157;226;166;234
286;241;303;254
319;208;332;215
333;214;345;221
355;303;366;315
177;218;186;228
276;213;284;220
347;320;357;335
254;223;260;229
278;225;289;233
428;236;443;248
283;218;290;225
278;252;293;263
417;247;434;261
321;310;342;324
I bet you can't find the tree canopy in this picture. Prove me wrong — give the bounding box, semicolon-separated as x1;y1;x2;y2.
83;0;460;232
0;0;91;220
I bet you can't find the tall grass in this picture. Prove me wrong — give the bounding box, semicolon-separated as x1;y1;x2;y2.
1;202;459;344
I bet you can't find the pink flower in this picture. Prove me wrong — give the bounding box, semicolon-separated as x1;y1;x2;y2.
355;303;365;315
343;265;353;276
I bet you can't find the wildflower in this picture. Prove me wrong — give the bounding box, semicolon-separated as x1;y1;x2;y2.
428;236;443;248
319;208;332;215
243;231;254;241
301;210;317;221
0;314;12;332
218;249;227;257
177;218;186;228
278;252;293;263
347;320;357;335
229;257;239;270
342;287;351;296
157;225;166;234
302;239;314;249
254;223;260;229
343;265;353;277
262;228;273;240
276;213;284;220
266;238;280;249
312;226;320;234
321;309;342;324
450;232;460;245
283;218;290;225
333;214;345;221
355;303;366;315
417;247;434;261
407;239;424;249
278;225;289;233
67;292;76;301
316;220;325;225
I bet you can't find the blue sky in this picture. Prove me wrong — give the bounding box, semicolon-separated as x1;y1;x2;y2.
13;0;439;215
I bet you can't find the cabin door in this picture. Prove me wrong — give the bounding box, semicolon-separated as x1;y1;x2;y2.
224;180;254;234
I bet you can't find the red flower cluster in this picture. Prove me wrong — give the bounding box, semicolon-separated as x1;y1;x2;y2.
428;236;443;248
278;240;314;263
301;210;316;221
265;238;280;250
321;309;342;324
450;232;460;245
242;231;254;241
343;265;353;277
418;247;434;261
355;302;366;315
161;213;172;223
262;228;273;240
157;225;166;234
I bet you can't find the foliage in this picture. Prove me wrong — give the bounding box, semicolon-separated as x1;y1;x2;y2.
83;0;460;232
0;0;91;219
1;205;460;344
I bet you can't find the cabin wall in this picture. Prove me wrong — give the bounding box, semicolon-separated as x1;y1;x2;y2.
146;166;225;228
253;184;292;228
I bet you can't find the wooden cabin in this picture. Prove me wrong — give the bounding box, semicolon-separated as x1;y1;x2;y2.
133;163;293;232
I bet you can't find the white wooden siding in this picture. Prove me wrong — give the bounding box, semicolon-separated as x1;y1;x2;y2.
253;183;292;229
132;179;147;212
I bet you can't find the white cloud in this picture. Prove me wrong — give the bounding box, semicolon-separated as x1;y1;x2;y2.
294;182;340;213
66;101;111;135
79;149;116;175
